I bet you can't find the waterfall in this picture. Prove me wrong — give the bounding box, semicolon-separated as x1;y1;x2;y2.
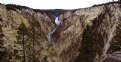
55;17;61;26
48;29;56;44
47;17;61;44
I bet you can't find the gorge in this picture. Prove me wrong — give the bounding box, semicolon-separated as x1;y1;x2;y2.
47;17;61;44
0;1;121;62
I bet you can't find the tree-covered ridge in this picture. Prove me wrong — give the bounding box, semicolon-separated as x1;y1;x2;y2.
5;4;71;16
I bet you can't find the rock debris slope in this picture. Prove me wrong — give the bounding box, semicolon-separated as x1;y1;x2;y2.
0;1;121;62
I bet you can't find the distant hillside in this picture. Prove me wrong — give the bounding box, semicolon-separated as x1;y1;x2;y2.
5;4;71;16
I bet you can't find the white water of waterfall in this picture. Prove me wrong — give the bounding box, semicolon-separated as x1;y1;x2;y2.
47;17;61;44
55;17;61;26
48;29;56;44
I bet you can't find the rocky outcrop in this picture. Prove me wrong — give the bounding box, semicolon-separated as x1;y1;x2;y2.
100;51;121;62
0;1;121;62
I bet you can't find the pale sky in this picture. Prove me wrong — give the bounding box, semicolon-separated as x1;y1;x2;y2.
0;0;118;9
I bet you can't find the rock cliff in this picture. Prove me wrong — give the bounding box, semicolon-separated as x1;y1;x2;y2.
0;1;121;62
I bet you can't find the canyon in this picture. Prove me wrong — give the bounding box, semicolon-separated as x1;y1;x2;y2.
0;1;121;62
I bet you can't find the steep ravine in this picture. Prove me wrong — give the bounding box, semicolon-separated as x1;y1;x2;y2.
0;1;121;62
48;17;61;44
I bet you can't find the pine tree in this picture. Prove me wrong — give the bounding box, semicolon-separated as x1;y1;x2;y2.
17;22;28;62
31;15;36;62
43;55;48;62
75;25;96;62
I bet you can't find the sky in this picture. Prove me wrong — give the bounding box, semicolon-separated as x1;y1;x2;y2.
0;0;118;9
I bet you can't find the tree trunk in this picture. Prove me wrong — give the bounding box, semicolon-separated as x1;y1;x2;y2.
23;34;26;62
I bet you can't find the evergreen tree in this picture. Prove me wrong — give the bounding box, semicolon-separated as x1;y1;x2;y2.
31;15;36;62
43;55;48;62
17;22;28;62
75;25;96;62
